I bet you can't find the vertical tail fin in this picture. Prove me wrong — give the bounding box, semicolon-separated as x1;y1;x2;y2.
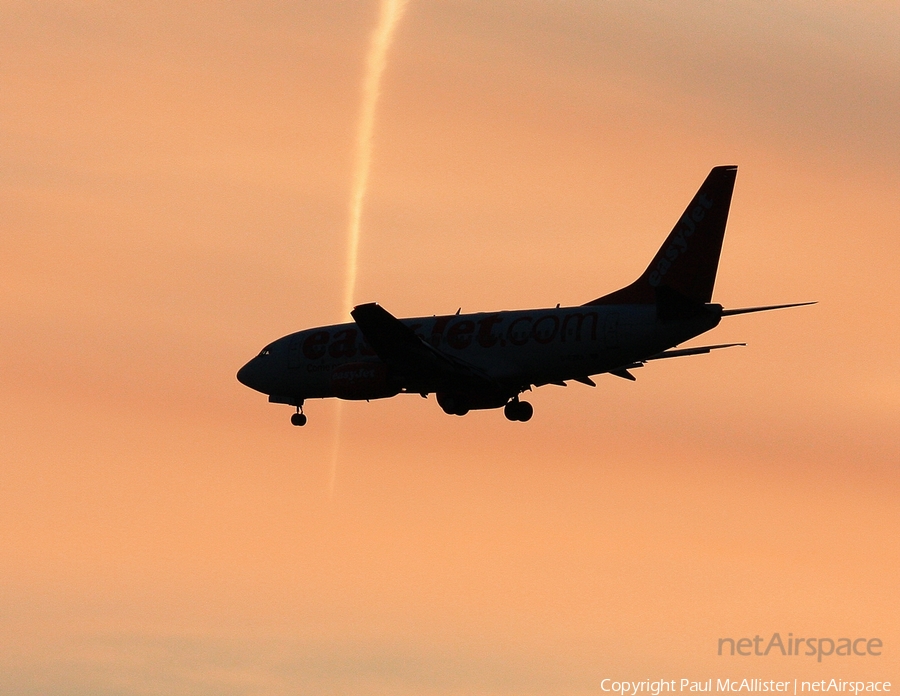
587;165;738;306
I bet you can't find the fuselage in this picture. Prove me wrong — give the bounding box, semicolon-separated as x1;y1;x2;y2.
237;303;722;407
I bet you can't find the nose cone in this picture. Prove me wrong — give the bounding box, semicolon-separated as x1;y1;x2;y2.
237;356;268;394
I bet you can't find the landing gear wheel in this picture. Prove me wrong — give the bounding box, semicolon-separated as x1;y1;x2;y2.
516;401;533;422
290;410;307;427
504;400;533;422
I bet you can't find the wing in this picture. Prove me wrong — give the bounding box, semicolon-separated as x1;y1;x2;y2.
645;342;746;360
606;342;746;380
350;303;496;392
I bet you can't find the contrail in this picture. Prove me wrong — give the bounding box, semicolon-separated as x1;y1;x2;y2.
343;0;409;316
331;0;409;499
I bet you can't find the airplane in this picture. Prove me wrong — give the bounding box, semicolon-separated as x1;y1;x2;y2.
237;165;813;426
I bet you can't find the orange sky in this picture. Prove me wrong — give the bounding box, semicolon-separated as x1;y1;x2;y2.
0;1;898;693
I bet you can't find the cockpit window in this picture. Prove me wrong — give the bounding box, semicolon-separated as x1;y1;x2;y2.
258;345;273;356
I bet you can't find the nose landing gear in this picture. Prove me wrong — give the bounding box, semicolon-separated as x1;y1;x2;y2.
290;404;307;427
504;399;533;422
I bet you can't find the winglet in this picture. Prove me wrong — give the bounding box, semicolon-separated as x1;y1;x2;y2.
351;302;496;389
350;302;422;358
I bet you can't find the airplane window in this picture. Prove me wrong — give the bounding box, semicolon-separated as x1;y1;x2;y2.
258;347;272;356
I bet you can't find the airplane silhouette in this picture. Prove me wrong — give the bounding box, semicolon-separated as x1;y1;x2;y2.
238;166;813;425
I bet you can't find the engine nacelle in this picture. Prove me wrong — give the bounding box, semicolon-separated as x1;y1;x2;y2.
436;391;511;415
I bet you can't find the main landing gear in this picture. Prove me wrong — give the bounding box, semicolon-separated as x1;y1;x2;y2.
290;404;307;427
504;399;533;422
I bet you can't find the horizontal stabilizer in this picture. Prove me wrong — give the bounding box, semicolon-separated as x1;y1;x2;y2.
721;301;816;316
